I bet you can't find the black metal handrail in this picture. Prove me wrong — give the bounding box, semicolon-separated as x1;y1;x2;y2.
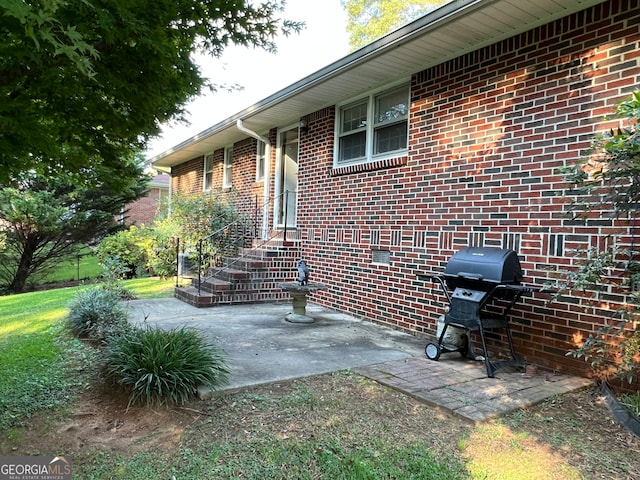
174;190;298;295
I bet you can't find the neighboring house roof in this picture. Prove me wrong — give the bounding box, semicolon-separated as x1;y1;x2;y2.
151;0;605;168
149;173;170;189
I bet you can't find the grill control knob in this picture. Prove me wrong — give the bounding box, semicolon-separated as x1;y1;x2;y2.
462;290;472;296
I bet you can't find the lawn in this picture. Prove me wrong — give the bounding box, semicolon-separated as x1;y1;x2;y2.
1;278;640;479
37;248;103;285
0;278;175;431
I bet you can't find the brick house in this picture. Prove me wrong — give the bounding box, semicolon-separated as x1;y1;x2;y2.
151;0;640;379
121;173;169;226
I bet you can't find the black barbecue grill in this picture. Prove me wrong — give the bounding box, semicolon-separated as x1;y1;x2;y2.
418;247;538;378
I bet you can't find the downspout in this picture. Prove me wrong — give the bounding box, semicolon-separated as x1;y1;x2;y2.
236;119;271;240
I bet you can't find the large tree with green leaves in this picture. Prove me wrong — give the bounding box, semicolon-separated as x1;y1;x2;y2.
0;0;301;182
0;156;149;293
342;0;447;50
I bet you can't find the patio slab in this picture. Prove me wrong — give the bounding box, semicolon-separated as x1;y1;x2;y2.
126;298;593;423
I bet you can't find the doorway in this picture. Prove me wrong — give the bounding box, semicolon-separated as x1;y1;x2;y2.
275;126;298;228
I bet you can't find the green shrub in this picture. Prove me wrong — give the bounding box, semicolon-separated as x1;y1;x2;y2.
67;286;131;342
561;91;640;385
99;256;137;300
104;326;230;407
97;226;176;280
135;225;176;279
97;228;147;279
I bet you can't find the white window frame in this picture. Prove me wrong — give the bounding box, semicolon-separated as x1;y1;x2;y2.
203;153;214;191
256;140;266;182
334;81;410;167
223;146;233;189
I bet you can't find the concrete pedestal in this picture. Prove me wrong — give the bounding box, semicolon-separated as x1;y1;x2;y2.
278;282;327;323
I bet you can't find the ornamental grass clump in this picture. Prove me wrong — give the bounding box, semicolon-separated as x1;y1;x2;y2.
105;326;230;407
67;286;131;342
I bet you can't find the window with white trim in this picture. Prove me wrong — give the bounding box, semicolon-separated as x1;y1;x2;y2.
336;84;409;166
223;147;233;188
256;140;266;182
203;153;214;191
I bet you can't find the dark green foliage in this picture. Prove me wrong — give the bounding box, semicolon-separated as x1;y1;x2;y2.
156;192;240;247
562;90;640;219
97;229;148;279
0;0;302;182
67;286;131;342
0;165;149;293
97;225;177;280
104;326;230;407
154;192;246;272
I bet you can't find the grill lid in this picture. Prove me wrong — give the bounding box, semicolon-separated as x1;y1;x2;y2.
444;247;523;285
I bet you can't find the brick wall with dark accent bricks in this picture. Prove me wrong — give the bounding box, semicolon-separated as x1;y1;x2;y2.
169;0;639;380
296;0;640;379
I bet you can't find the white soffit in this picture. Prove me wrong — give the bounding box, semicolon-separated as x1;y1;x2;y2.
152;0;607;167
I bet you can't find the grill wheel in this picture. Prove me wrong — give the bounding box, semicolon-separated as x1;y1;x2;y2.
425;343;441;360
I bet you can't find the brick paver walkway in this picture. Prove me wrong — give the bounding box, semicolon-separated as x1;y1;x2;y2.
355;356;593;423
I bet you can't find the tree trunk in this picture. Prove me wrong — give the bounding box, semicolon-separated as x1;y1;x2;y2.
8;240;37;293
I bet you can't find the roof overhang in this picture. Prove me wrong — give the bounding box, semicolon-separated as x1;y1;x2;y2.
151;0;606;168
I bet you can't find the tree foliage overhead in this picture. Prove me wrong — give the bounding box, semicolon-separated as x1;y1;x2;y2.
0;0;302;181
0;158;149;293
342;0;449;50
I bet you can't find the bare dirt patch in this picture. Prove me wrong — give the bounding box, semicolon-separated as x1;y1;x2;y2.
2;372;640;479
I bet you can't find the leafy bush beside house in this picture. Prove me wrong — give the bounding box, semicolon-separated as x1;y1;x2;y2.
561;91;640;389
97;192;245;281
154;192;248;270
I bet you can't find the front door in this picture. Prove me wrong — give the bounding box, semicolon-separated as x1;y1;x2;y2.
275;127;298;228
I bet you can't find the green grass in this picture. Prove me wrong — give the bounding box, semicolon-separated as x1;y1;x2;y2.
0;278;175;429
38;250;103;284
77;440;466;479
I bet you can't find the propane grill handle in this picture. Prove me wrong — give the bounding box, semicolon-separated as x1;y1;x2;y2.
417;274;439;282
456;272;483;281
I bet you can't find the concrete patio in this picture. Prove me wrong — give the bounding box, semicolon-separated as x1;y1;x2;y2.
125;298;593;423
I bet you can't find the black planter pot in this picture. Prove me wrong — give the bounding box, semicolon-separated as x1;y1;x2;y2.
601;381;640;439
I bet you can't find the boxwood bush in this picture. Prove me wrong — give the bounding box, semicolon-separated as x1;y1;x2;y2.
67;286;131;342
104;326;230;407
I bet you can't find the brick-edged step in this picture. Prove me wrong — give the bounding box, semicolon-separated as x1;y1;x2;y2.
174;286;218;308
207;267;251;283
193;277;232;295
223;257;268;271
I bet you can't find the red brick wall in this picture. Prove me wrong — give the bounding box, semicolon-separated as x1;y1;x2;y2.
172;156;205;195
297;0;640;377
168;0;639;379
233;137;265;217
124;186;165;226
170;137;272;240
171;130;278;233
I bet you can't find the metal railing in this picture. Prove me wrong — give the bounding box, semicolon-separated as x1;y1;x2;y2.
174;190;298;295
